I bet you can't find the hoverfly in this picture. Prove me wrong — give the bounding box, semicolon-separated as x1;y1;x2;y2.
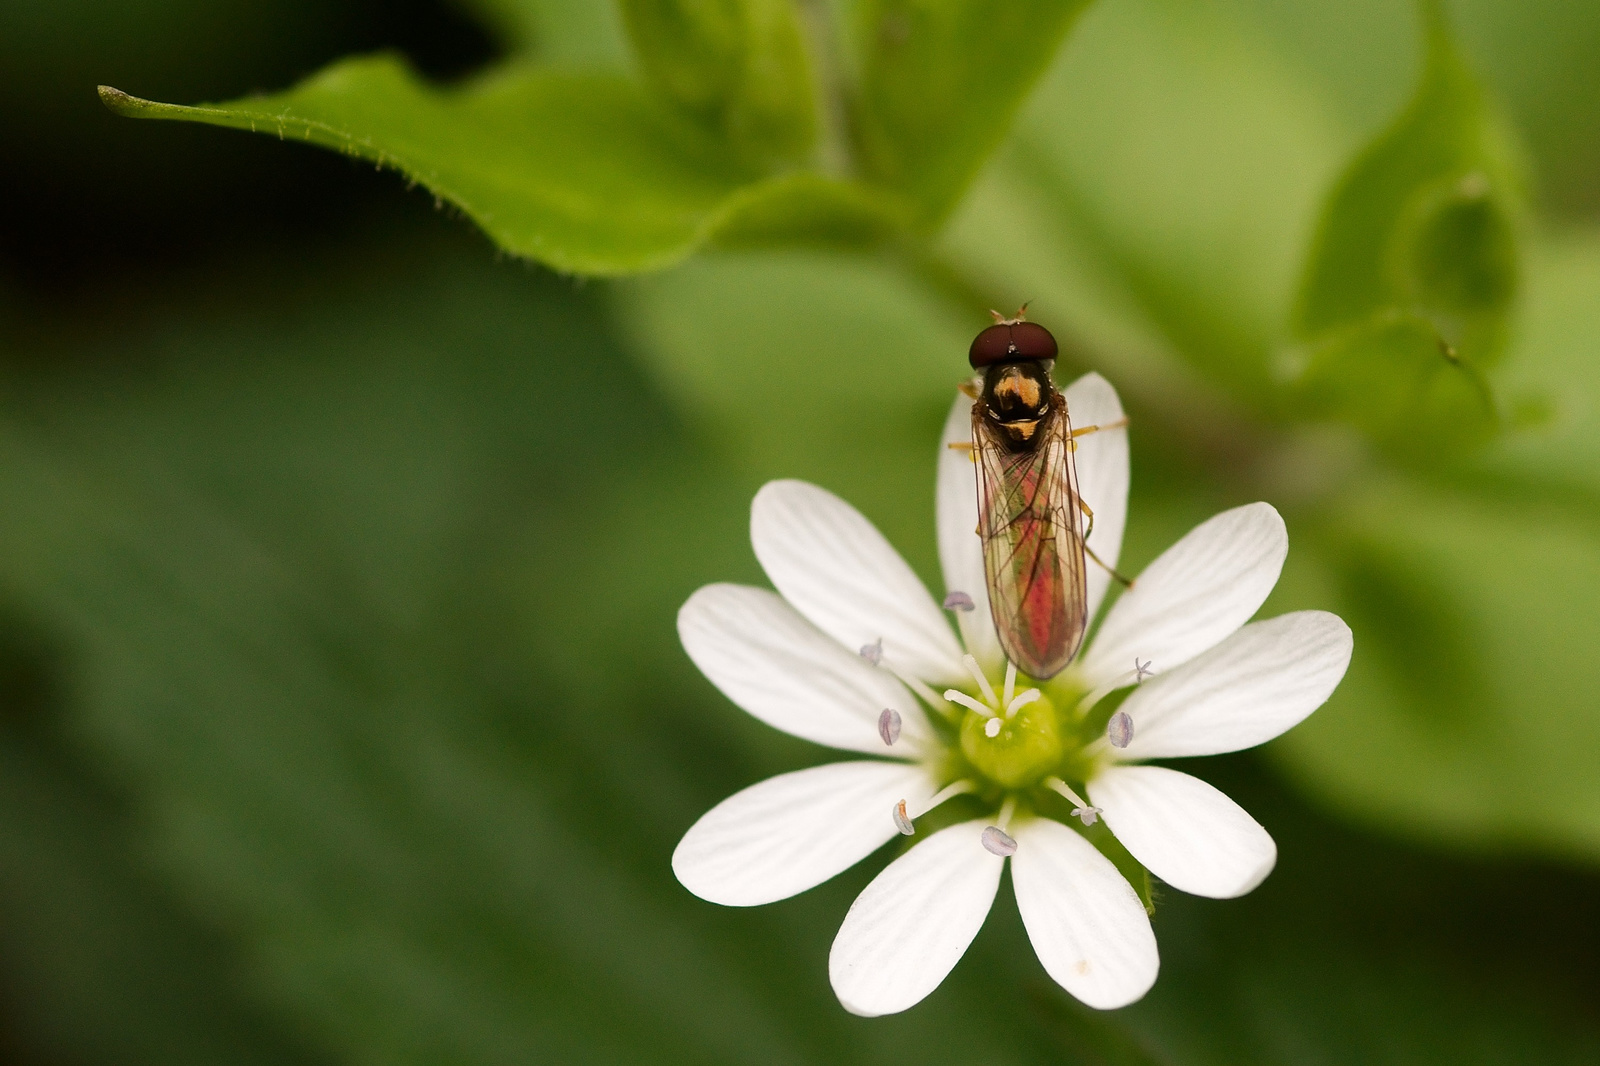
964;308;1122;680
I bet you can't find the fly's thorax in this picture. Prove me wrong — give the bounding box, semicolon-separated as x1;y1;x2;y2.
980;361;1057;451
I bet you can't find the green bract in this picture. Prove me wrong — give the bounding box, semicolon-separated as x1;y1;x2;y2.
1288;0;1520;458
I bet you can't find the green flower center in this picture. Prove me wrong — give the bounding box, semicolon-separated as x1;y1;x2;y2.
931;661;1119;800
959;696;1064;789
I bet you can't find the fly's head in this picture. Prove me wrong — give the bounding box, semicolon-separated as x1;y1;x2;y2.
969;316;1059;451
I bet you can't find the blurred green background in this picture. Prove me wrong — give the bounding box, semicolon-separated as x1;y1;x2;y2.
3;0;1600;1062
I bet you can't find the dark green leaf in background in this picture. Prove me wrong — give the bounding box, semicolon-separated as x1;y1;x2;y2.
0;629;331;1066
5;222;1600;1065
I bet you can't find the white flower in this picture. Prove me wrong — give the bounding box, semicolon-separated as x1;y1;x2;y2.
672;373;1353;1016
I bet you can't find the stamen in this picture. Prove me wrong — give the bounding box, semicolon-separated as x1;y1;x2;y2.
877;708;902;746
896;779;977;835
981;826;1018;856
886;667;949;716
1107;711;1134;749
1005;688;1040;717
962;655;998;706
944;689;996;717
984;717;1002;738
997;796;1017;828
921;779;977;814
859;638;883;666
1002;662;1017;708
1073;658;1155;719
942;590;975;612
1045;777;1103;827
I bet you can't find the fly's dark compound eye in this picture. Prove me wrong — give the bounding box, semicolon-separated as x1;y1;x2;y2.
968;321;1058;368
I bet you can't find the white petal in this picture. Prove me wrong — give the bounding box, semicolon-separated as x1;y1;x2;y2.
678;584;935;756
1061;373;1129;627
1010;818;1158;1009
1114;611;1353;760
829;819;1002;1016
1089;766;1276;900
936;391;1003;668
752;480;966;685
673;761;938;907
1078;503;1287;689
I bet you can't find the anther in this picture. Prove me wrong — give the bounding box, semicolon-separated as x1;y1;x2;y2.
878;708;902;746
859;638;883;666
942;590;975;612
984;717;1002;738
981;826;1018;856
893;800;915;836
1107;711;1134;748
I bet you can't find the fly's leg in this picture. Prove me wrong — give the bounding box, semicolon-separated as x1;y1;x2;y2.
1067;416;1130;452
1086;543;1133;588
1074;496;1133;588
949;381;979;458
1070;417;1129;438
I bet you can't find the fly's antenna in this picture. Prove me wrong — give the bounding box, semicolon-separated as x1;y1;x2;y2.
989;302;1032;326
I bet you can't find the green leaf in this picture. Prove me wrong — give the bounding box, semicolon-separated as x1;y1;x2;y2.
1294;0;1519;343
939;0;1348;397
620;0;817;166
1273;473;1600;860
99;55;893;276
1269;229;1600;864
848;0;1094;227
1286;310;1497;458
457;0;631;64
1285;0;1521;450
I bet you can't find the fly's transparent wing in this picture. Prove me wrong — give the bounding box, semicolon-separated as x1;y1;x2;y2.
973;396;1088;679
